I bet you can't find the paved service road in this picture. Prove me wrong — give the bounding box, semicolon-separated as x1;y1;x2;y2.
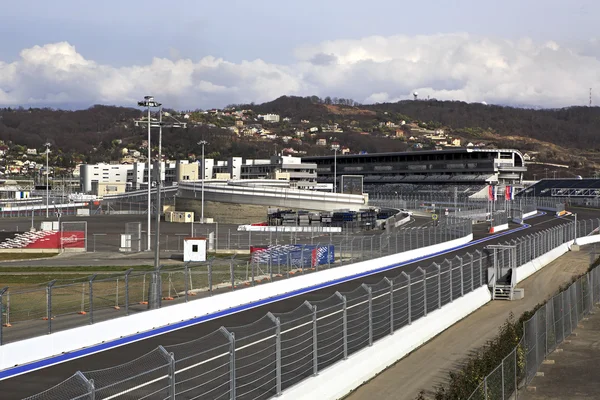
346;244;598;400
0;210;596;399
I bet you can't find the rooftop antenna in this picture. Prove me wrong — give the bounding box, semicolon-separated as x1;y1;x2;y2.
413;92;418;101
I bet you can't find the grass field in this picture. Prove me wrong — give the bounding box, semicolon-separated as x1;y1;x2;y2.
0;253;57;261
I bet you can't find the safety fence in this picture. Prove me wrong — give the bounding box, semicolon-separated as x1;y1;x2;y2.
0;220;472;346
467;260;600;399
20;218;600;400
23;245;491;400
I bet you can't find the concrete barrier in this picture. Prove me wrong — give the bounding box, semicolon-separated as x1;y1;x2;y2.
523;210;538;219
279;286;492;400
516;234;600;284
489;223;509;234
0;233;473;376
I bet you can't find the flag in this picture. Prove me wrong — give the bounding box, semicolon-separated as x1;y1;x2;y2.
488;185;497;201
505;186;514;200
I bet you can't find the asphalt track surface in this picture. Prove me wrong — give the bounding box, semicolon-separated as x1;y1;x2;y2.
1;209;598;398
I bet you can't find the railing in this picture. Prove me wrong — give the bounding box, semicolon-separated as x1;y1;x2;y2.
467;259;600;399
20;218;600;400
0;220;472;346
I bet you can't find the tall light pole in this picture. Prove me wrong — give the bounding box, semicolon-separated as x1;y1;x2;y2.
332;147;338;193
153;107;163;271
198;140;208;223
137;96;161;252
44;142;51;218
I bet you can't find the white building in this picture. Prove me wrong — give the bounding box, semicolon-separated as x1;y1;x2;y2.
258;114;280;123
80;163;133;193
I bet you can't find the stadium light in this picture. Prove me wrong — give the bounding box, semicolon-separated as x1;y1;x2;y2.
44;142;51;218
137;96;161;252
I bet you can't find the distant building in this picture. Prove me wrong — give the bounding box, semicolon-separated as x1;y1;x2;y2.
259;114;280;123
395;129;404;138
26;148;37;155
79;163;133;193
176;160;198;181
316;138;327;146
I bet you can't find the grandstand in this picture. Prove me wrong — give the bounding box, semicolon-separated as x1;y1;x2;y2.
518;178;600;198
303;148;525;188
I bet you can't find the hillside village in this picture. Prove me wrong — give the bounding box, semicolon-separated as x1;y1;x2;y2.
0;96;596;181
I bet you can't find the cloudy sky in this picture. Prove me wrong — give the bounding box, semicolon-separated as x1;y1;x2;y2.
1;0;600;109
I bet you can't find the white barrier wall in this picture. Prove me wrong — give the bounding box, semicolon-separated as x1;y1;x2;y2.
280;286;492;400
523;210;538;219
282;234;600;400
0;234;472;373
490;223;509;234
516;235;600;284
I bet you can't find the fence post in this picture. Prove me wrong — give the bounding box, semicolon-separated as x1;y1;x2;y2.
385;278;394;334
469;253;474;291
76;371;95;400
267;312;282;396
336;293;348;359
219;327;236;400
404;272;411;325
312;304;318;376
184;263;190;302
448;260;453;302
47;280;57;334
0;287;7;346
434;263;441;308
157;346;176;400
457;256;464;296
230;256;235;290
365;284;373;346
124;269;133;316
208;259;213;294
420;267;427;316
501;355;505;400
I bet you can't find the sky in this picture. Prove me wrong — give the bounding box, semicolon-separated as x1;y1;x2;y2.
1;0;600;110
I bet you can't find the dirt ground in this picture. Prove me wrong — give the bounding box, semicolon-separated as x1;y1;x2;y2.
345;246;596;400
520;301;600;399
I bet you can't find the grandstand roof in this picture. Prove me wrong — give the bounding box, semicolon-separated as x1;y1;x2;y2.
303;148;523;161
518;178;600;197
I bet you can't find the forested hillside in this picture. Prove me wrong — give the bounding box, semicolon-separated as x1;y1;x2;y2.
1;97;599;177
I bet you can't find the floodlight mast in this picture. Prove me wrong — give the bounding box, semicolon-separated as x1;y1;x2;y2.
137;96;161;253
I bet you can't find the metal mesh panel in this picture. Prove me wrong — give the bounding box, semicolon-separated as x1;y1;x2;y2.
425;265;440;314
369;279;392;341
440;260;452;306
409;270;426;321
343;285;370;356
226;315;277;400
391;273;409;329
166;330;231;400
311;294;344;371
83;348;171;400
523;314;537;383
273;303;314;391
23;373;91;400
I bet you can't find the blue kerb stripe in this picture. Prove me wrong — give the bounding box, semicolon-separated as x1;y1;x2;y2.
0;221;534;380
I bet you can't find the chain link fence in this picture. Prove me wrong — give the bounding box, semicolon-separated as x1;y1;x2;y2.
467;261;600;400
20;217;600;400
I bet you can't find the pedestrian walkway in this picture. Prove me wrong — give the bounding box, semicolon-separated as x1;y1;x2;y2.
346;246;597;400
520;300;600;399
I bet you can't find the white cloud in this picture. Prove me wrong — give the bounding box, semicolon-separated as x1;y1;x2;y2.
1;34;600;109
